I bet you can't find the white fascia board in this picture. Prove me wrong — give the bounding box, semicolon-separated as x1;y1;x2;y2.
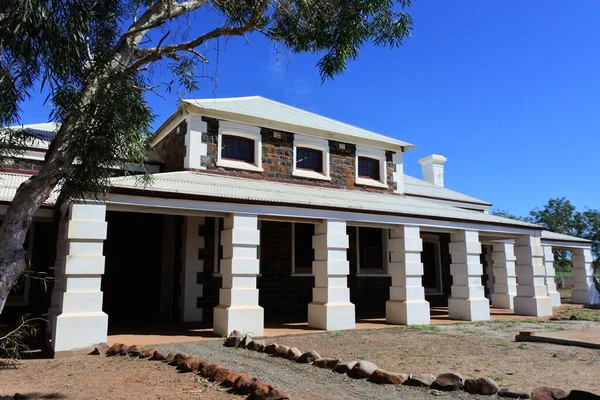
185;104;406;152
541;239;592;250
104;193;542;237
0;204;54;219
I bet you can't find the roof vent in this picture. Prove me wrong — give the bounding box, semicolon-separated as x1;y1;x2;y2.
418;154;447;187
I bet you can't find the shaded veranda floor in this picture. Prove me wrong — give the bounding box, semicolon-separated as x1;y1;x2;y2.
107;306;559;346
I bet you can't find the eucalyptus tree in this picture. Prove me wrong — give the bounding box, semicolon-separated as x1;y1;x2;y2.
0;0;414;312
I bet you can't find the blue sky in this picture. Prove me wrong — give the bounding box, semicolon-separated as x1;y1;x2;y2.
18;1;599;217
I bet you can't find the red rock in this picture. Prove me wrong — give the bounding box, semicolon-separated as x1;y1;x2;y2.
149;350;167;361
367;369;408;385
333;361;357;374
431;372;464;391
404;373;436;387
106;343;123;356
229;330;242;338
274;344;289;357
126;345;144;357
118;344;130;355
239;335;253;349
312;358;340;369
163;352;176;364
347;360;378;379
232;374;254;395
498;388;531;399
248;383;272;400
264;343;278;355
565;390;600;400
199;363;221;379
532;387;568;400
171;353;190;367
265;388;290;400
225;335;242;348
296;350;321;363
498;387;531;399
213;366;231;382
286;347;302;361
464;377;499;395
221;371;241;388
247;340;266;352
179;358;204;372
140;348;157;358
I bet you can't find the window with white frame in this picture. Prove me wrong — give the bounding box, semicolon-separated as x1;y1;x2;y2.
349;226;388;276
217;121;263;172
291;222;314;275
421;233;443;295
293;135;330;181
355;145;388;188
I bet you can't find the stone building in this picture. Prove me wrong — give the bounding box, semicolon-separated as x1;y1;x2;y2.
1;96;596;352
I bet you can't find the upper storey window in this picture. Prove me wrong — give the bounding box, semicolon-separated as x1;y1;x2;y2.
222;135;254;163
358;157;380;180
292;135;330;181
217;121;263;172
355;145;387;188
296;147;323;173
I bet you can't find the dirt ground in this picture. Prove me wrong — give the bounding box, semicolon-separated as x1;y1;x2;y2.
274;319;600;393
0;354;236;400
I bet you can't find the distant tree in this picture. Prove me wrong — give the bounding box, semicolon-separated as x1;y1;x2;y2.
0;0;415;313
493;198;600;274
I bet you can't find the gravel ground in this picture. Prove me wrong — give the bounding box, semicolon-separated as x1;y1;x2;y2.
154;340;489;400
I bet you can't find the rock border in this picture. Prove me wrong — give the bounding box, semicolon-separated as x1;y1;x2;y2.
222;331;600;400
99;338;290;400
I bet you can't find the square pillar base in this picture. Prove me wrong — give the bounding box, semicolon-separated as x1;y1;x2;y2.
308;302;355;331
386;300;430;325
213;305;264;337
572;289;595;305
548;291;561;308
513;295;552;316
448;298;490;321
53;312;108;352
491;293;514;310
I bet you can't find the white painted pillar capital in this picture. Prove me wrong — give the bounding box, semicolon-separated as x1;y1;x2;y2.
542;245;561;307
386;225;430;325
448;230;490;321
491;242;517;309
308;219;355;331
571;247;596;305
213;213;263;336
513;235;552;317
51;203;109;352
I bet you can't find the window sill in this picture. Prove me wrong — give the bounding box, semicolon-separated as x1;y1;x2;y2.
217;159;263;172
292;169;331;181
355;177;388;189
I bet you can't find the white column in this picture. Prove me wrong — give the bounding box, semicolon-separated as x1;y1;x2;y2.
513;236;552;316
213;214;263;336
308;220;355;330
571;247;595;305
180;216;206;322
51;204;108;352
448;230;490;321
491;243;517;309
542;245;561;307
386;226;430;325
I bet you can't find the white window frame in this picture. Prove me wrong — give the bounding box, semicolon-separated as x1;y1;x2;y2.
356;226;389;277
421;233;443;295
291;222;314;276
355;145;388;189
292;135;331;181
217;121;263;172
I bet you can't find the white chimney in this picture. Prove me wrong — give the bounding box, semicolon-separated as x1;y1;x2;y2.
418;154;447;187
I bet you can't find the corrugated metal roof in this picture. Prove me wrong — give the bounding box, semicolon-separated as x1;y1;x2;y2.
183;96;415;149
541;230;592;243
404;174;491;206
109;171;539;229
0;172;58;205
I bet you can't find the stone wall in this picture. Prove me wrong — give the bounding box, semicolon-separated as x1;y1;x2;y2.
199;117;398;192
154;120;187;172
